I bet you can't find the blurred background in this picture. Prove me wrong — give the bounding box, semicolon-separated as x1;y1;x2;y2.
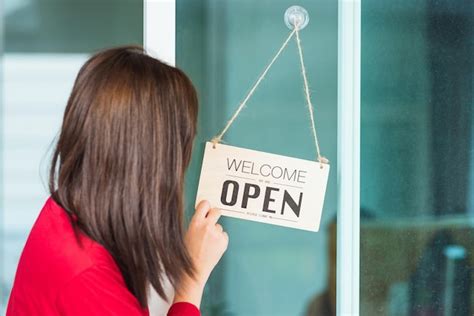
0;0;473;315
0;0;144;313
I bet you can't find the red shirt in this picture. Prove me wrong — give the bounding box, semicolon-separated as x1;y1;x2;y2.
7;197;200;316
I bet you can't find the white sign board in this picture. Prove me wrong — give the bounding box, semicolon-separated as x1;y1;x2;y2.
196;142;329;232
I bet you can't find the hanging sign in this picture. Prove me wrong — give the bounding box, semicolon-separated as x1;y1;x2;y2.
195;142;329;232
196;8;330;232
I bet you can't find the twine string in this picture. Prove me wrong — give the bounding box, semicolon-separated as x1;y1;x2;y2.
211;24;328;166
211;28;297;146
294;25;328;165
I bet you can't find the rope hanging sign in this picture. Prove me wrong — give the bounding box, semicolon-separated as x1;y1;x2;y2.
196;6;330;232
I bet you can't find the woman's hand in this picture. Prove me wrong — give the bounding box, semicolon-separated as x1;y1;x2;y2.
185;200;229;284
173;200;229;308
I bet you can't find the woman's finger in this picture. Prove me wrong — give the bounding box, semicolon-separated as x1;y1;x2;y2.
222;231;229;243
206;208;221;224
194;200;211;219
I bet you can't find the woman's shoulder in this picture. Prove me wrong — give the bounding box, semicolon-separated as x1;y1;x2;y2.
28;198;111;266
12;197;120;294
8;197;139;315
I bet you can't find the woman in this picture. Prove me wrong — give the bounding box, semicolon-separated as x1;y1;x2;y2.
6;46;229;315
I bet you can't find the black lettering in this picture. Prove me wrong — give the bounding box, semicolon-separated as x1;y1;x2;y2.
226;158;242;171
250;162;259;175
260;164;271;177
281;191;303;217
241;183;260;208
283;168;297;182
297;170;307;184
241;160;252;174
262;186;279;213
271;166;283;179
221;180;239;206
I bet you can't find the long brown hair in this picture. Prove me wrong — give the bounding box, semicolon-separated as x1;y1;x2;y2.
49;46;198;307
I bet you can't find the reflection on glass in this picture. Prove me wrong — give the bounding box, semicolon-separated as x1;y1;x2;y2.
361;1;473;315
1;1;142;311
305;217;336;315
177;1;338;315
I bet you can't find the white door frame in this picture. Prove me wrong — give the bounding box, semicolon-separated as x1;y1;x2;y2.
337;0;361;315
144;0;176;65
143;1;362;315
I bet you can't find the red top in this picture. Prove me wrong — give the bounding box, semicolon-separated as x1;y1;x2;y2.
7;197;200;316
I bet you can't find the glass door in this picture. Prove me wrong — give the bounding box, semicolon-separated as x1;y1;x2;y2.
174;1;339;315
360;1;473;315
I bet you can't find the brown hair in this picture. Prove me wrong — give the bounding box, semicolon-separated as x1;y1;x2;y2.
49;46;198;307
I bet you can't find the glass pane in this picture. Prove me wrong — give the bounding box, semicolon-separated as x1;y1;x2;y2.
177;1;338;315
361;1;473;315
1;0;142;311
